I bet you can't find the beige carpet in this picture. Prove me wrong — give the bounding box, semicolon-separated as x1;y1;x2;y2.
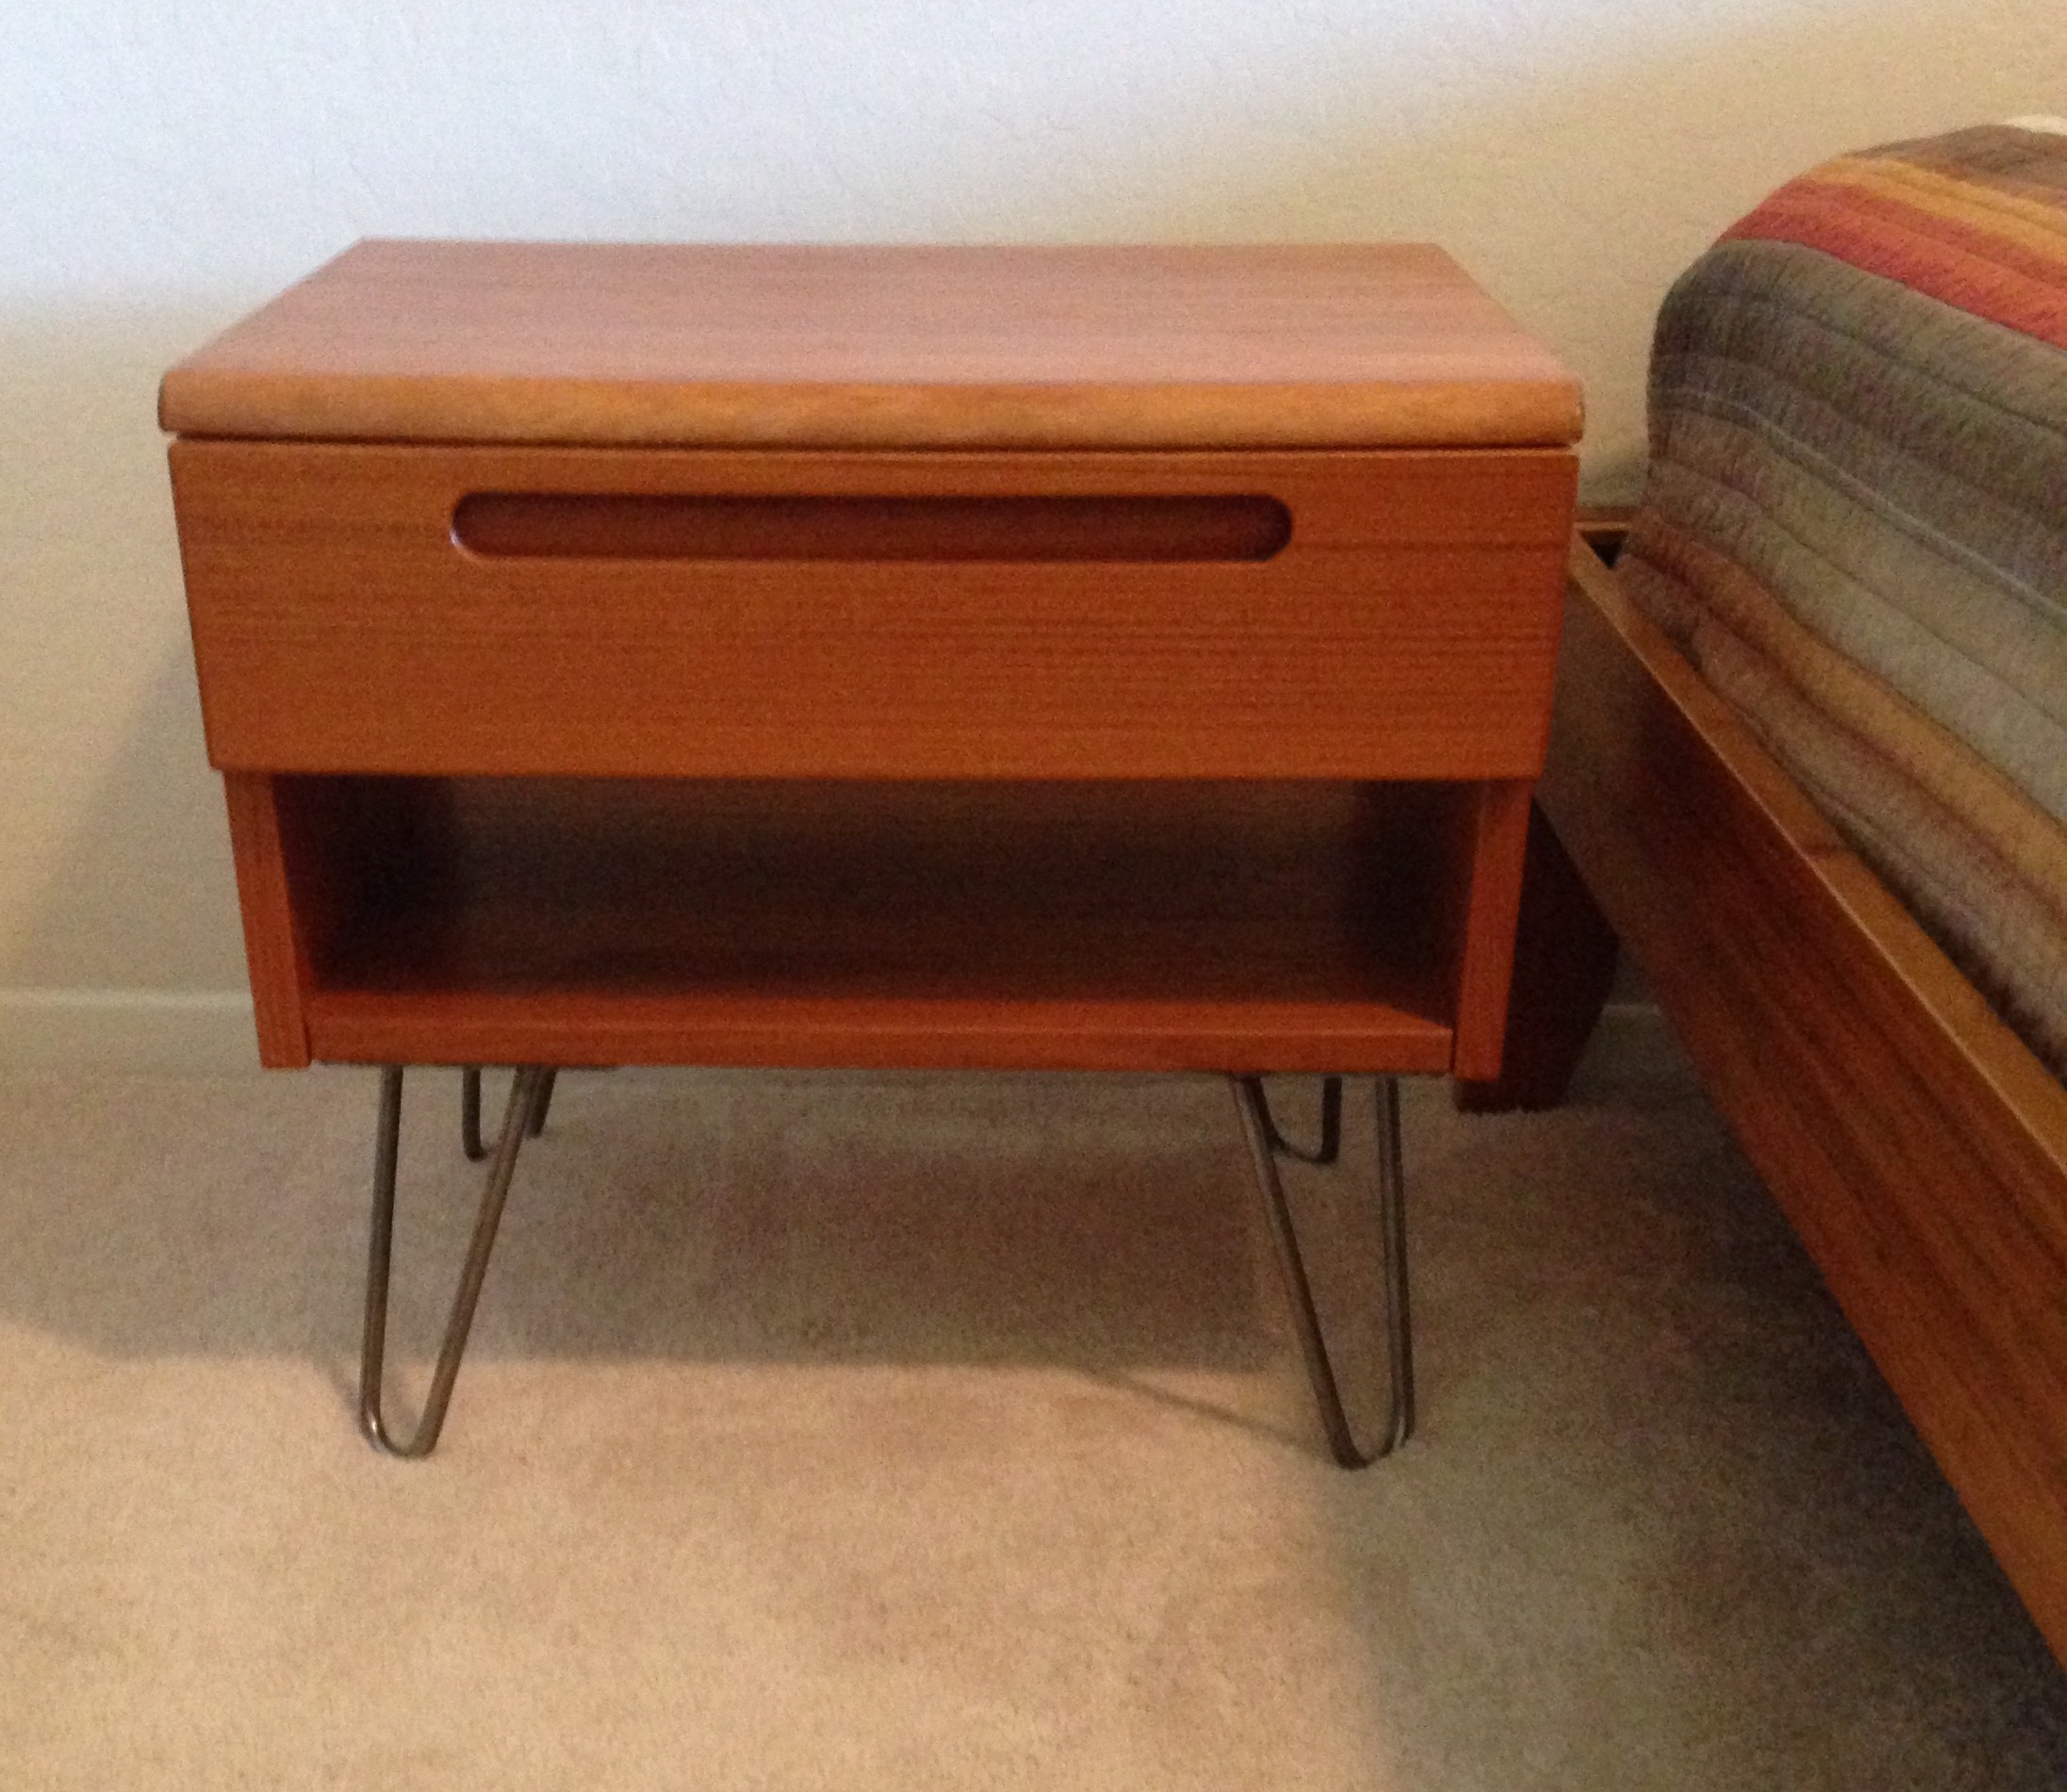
1;1045;2060;1789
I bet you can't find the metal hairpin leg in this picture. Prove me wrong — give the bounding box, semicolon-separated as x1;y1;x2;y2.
1232;1074;1414;1467
1251;1072;1342;1166
361;1063;554;1457
461;1065;555;1160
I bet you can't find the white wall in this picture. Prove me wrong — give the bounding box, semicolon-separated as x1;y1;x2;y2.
2;2;2060;1065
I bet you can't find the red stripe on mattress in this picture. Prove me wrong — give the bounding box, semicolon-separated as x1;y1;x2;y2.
1723;181;2067;349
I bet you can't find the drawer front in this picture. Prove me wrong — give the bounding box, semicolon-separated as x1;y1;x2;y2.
171;443;1576;780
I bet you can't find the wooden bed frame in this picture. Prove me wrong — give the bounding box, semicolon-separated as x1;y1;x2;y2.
1490;525;2067;1662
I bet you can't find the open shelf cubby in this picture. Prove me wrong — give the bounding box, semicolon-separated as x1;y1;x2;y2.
272;776;1473;1073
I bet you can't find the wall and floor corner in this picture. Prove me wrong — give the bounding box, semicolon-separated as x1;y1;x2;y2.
3;3;2062;1070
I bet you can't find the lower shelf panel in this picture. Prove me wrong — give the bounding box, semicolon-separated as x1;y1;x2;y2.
245;774;1483;1072
304;990;1453;1074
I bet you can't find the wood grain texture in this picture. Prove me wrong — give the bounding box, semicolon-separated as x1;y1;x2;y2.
285;776;1458;1073
1447;780;1535;1081
303;991;1454;1076
1453;799;1617;1108
220;773;311;1068
1541;539;2067;1661
169;441;1576;781
158;241;1583;452
172;244;1574;1088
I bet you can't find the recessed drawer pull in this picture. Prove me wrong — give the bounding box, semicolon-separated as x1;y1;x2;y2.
451;491;1292;563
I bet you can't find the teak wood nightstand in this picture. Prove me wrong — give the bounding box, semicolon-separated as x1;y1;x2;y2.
161;241;1582;1462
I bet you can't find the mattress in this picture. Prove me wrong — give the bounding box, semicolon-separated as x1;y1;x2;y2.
1617;123;2067;1077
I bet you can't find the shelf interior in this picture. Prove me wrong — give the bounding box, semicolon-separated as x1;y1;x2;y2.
282;776;1467;1069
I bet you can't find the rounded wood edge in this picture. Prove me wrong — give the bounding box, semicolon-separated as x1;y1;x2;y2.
157;373;1584;452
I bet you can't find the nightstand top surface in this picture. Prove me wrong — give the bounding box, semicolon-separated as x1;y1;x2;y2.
160;240;1582;452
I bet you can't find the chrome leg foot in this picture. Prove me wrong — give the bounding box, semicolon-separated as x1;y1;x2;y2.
460;1066;487;1161
361;1063;554;1458
463;1065;556;1160
1232;1075;1414;1467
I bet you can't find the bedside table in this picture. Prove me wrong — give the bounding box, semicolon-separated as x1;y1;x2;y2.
161;242;1581;1462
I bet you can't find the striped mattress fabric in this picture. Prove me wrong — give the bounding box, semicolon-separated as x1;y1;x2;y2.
1618;123;2067;1078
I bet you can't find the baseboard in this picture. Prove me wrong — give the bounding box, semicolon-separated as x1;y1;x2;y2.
0;988;260;1075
